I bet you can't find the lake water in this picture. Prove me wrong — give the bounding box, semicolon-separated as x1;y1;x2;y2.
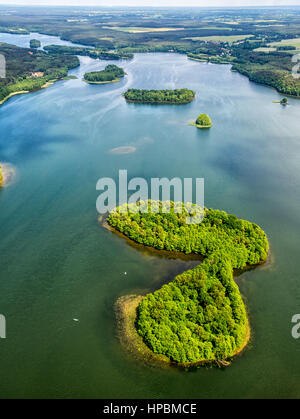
0;33;300;398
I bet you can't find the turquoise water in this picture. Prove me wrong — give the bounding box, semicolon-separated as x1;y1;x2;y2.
0;33;300;398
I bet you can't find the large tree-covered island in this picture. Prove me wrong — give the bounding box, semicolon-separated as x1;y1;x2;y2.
107;200;269;366
83;64;125;84
123;88;195;104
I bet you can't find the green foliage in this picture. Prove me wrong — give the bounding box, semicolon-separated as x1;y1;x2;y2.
0;43;80;102
123;88;195;104
195;113;212;127
108;201;269;363
44;45;133;60
232;51;300;97
277;45;297;51
84;65;125;83
29;39;41;49
280;97;288;104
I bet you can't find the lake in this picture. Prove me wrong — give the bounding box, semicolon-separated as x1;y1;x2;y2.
0;33;300;398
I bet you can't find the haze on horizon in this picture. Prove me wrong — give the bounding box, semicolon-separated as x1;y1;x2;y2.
1;0;300;7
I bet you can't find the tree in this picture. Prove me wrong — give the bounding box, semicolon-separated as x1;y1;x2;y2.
280;97;288;105
195;114;212;128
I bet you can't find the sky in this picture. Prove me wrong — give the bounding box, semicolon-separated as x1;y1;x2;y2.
0;0;300;7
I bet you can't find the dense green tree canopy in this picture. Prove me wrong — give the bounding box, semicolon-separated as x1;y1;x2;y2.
196;113;212;128
123;88;195;104
44;45;133;60
84;65;125;83
232;51;300;97
108;201;269;364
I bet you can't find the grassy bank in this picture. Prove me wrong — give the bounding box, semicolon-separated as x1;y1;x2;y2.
0;90;29;105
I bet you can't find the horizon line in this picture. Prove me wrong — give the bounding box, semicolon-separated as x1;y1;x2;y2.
1;3;300;8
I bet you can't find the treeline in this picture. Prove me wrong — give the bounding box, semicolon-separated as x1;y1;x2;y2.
231;49;300;97
123;88;195;104
195;113;212;128
0;43;79;101
233;64;300;97
108;201;269;363
84;65;125;83
43;45;133;60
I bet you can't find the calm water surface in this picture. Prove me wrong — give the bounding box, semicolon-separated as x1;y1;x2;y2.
0;33;300;398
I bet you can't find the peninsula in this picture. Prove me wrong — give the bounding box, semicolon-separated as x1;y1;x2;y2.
107;200;269;366
84;65;125;84
0;43;79;106
123;89;195;104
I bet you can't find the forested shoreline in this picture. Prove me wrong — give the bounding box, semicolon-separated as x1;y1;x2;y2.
0;6;299;97
0;43;79;103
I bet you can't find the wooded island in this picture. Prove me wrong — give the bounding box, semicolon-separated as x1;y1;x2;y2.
123;88;195;104
191;113;213;129
108;200;269;365
84;65;125;84
29;39;41;49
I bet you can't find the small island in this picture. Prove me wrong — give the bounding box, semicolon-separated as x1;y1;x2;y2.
123;88;195;104
191;113;212;129
0;162;16;187
107;200;269;366
273;97;289;105
280;97;288;105
29;39;41;49
0;164;3;187
83;65;125;84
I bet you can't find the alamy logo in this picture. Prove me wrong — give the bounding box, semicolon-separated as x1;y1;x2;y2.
96;170;205;224
292;54;300;79
0;54;6;78
291;314;300;339
0;314;6;339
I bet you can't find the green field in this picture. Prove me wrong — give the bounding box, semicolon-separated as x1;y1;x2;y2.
254;47;277;52
183;34;254;43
